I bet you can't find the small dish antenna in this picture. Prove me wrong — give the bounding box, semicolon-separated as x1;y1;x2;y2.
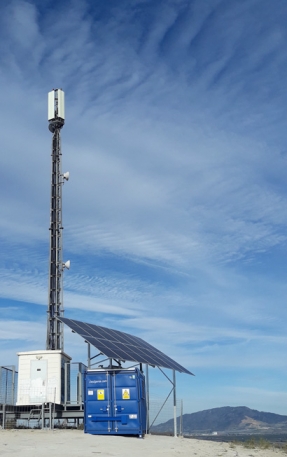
62;260;71;270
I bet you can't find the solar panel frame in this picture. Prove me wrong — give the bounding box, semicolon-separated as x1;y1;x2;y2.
59;317;193;375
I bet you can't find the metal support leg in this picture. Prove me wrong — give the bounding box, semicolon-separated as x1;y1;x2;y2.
50;402;52;430
42;403;45;429
145;364;150;434
87;343;91;369
180;399;183;436
11;366;15;405
0;368;2;405
64;363;67;405
173;370;177;437
78;367;83;408
2;404;6;429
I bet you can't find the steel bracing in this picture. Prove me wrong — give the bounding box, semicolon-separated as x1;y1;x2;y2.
47;89;66;350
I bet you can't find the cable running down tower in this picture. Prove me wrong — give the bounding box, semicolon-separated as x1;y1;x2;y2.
47;89;70;350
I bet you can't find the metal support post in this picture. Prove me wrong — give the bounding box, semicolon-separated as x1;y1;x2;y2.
145;364;150;434
11;366;15;405
173;369;177;437
49;402;52;430
77;371;80;405
2;404;6;429
52;389;56;430
87;343;91;369
0;367;2;404
42;403;45;429
64;362;68;405
78;365;83;407
180;399;183;436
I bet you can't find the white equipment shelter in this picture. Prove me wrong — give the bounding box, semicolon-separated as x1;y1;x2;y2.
16;350;71;405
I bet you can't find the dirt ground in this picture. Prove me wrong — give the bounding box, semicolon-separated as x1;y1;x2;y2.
0;429;286;457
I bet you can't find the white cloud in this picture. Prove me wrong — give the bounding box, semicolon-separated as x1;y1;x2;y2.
0;0;287;413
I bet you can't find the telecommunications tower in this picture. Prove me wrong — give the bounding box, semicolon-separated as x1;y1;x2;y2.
47;89;70;351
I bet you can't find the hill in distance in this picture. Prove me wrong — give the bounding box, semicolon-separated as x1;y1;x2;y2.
152;406;287;434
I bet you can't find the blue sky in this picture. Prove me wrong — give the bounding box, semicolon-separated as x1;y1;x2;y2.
1;0;287;415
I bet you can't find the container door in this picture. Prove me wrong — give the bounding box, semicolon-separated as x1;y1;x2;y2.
85;372;112;432
112;371;140;433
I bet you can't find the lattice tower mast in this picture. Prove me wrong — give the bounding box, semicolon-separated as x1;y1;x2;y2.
47;89;70;350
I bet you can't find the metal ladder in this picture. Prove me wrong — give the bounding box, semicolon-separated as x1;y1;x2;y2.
28;408;42;427
28;404;52;428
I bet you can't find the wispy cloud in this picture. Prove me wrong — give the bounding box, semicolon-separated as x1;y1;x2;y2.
0;0;287;413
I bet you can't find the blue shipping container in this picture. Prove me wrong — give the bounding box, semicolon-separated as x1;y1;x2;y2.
84;368;147;436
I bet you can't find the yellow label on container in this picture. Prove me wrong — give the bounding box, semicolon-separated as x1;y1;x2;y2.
97;389;105;400
122;388;130;400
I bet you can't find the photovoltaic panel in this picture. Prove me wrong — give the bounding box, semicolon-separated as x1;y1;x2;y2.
59;317;193;375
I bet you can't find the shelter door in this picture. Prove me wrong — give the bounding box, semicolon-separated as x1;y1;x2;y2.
30;360;47;404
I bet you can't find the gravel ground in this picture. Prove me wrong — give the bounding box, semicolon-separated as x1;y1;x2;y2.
0;429;286;457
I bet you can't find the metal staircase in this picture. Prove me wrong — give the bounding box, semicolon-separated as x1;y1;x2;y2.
28;404;53;428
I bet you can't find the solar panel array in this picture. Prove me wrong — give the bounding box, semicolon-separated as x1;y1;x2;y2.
60;317;193;375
